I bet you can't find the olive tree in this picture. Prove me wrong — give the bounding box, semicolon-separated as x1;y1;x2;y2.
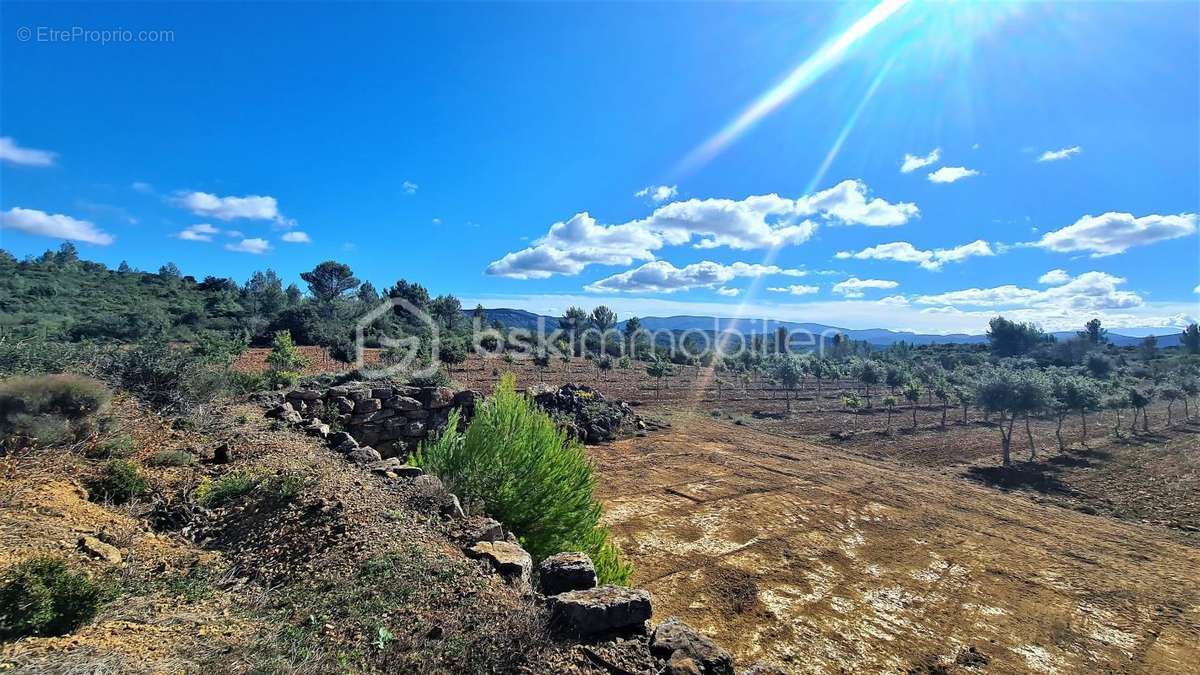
976;368;1049;466
1160;385;1184;427
902;380;922;429
774;356;805;412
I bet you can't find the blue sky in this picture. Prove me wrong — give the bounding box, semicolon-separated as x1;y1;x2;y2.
2;1;1197;333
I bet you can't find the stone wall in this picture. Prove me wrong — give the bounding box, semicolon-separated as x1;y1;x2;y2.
276;383;480;456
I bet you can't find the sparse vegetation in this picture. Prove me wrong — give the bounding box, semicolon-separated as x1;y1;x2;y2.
195;470;261;508
0;557;110;639
90;459;149;504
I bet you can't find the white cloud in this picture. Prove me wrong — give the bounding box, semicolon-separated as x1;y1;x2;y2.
432;218;441;225
176;223;220;242
900;148;940;173
927;166;980;184
835;239;993;271
488;180;917;278
0;207;113;245
635;185;678;203
1194;284;1200;294
1037;146;1081;162
832;277;899;298
585;260;806;294
402;180;419;195
0;137;56;167
281;231;311;243
1034;212;1196;257
767;284;820;296
716;287;740;297
914;271;1142;311
1038;269;1070;285
225;238;271;254
173;191;292;227
131;181;154;193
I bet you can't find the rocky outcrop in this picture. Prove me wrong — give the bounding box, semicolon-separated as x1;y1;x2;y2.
651;617;735;675
547;585;653;636
529;383;645;443
538;551;597;596
269;383;480;456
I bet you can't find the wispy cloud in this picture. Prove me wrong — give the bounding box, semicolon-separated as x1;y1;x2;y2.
1;207;113;244
715;287;740;297
280;231;311;243
832;277;898;298
225;238;271;254
402;180;419;195
585;260;806;294
1037;146;1081;162
1038;269;1070;285
900;148;940;173
0;137;56;167
634;185;678;203
835;239;993;271
927;166;979;184
767;284;820;295
176;223;220;242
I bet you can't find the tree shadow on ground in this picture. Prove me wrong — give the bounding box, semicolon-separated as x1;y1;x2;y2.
964;461;1073;496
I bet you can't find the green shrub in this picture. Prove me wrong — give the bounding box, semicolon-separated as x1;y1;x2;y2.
147;450;195;467
0;557;109;638
415;373;631;584
0;375;111;450
406;368;451;389
0;374;111;421
88;433;136;459
90;460;148;504
195;471;260;508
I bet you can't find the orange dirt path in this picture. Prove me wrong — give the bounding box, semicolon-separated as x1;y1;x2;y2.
591;414;1200;674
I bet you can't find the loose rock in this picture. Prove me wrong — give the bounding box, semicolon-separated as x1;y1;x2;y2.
547;586;652;636
650;618;734;675
78;535;122;564
538;552;597;596
466;541;532;585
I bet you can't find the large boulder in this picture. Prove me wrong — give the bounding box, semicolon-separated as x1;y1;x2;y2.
650;618;734;675
538;552;597;596
466;541;532;585
347;446;382;464
547;586;652;636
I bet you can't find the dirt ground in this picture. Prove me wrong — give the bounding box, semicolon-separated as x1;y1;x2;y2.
591;413;1200;674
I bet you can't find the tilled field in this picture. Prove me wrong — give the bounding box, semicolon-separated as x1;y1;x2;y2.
591;414;1200;673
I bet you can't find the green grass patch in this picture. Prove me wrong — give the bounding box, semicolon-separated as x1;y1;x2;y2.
195;470;261;508
147;449;195;467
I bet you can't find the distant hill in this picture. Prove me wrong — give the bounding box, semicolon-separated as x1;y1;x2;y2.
471;309;1184;348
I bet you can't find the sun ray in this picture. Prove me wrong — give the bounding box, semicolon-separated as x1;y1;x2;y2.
674;0;912;177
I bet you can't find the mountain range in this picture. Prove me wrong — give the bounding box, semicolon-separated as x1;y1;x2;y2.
468;308;1183;348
